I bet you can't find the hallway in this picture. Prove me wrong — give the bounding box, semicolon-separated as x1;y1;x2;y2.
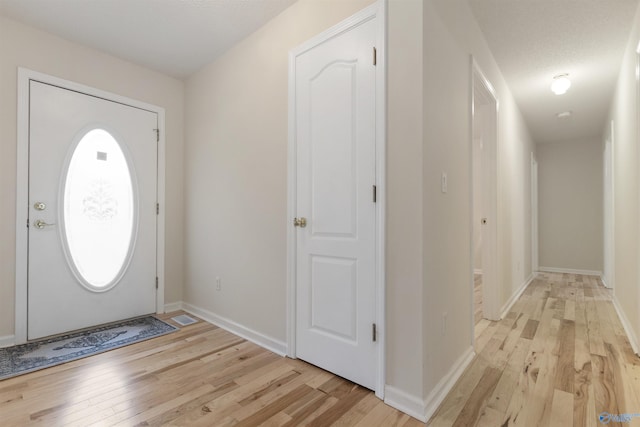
428;272;640;426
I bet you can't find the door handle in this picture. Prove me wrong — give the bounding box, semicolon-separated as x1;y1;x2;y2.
293;217;307;228
34;219;56;229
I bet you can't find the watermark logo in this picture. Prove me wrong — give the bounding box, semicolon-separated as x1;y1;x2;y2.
599;412;640;424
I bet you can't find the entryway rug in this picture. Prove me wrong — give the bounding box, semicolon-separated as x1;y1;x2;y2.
0;316;177;380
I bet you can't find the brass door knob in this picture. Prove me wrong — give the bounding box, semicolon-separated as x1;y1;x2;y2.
293;217;307;228
34;219;56;229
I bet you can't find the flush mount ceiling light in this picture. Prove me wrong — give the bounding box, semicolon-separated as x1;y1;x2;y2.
551;74;571;95
556;111;572;119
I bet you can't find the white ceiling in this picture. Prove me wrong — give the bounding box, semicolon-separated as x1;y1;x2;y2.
1;0;638;144
0;0;296;78
469;0;640;144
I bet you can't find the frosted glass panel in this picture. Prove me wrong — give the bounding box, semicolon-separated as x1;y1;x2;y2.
63;129;135;289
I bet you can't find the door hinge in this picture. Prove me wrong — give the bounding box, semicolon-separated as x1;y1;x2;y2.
373;47;377;66
373;185;377;203
155;277;159;289
26;218;30;228
156;203;160;215
153;128;159;142
372;323;377;342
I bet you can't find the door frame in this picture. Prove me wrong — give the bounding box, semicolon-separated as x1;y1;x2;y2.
15;68;166;344
531;152;539;273
603;121;615;289
470;58;500;332
286;0;387;398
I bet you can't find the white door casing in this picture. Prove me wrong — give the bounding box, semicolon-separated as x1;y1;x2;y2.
471;59;500;324
531;153;539;273
15;69;166;344
287;2;386;396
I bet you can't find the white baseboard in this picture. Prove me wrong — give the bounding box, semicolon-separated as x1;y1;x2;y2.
600;275;613;289
384;385;427;422
612;295;640;356
423;346;475;422
0;335;15;348
538;266;602;276
163;301;183;313
181;302;287;357
500;273;534;319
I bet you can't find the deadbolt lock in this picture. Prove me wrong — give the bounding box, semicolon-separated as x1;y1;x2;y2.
293;217;307;228
34;202;46;211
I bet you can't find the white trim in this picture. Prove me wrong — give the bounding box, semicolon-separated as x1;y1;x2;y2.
603;122;615;289
182;302;287;357
164;301;183;313
286;0;387;399
500;273;535;319
374;0;388;400
384;386;428;422
538;267;602;276
600;276;610;289
612;295;640;355
15;68;166;344
423;346;476;423
473;269;483;275
531;152;539;272
0;335;16;349
470;58;500;328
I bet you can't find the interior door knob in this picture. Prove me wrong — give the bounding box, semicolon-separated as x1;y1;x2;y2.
293;217;307;228
34;219;56;229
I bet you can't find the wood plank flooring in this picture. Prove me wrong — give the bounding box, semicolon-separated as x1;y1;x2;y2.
2;272;638;426
0;312;422;426
428;272;640;427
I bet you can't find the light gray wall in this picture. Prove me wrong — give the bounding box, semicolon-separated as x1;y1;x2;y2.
537;138;604;272
0;16;185;339
423;0;535;401
606;2;640;348
183;0;380;373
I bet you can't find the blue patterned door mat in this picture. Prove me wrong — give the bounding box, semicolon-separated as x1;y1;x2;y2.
0;316;177;380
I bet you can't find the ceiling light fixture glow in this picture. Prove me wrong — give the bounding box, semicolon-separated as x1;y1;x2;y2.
551;74;571;95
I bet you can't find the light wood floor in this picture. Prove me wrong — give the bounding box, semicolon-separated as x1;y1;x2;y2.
3;273;638;426
428;272;640;427
0;312;422;426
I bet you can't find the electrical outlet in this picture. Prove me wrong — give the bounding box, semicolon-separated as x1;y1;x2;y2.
216;276;221;291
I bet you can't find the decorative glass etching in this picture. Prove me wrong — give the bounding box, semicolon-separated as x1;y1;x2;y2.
63;129;135;289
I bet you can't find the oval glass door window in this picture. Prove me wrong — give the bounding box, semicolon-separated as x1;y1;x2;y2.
62;129;136;290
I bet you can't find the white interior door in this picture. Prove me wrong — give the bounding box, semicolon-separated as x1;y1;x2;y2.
294;18;377;389
28;80;158;340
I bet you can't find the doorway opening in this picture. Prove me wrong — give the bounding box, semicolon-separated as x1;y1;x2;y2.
471;59;500;343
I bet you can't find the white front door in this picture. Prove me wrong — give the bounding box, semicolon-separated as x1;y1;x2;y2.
293;16;377;389
28;80;158;340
